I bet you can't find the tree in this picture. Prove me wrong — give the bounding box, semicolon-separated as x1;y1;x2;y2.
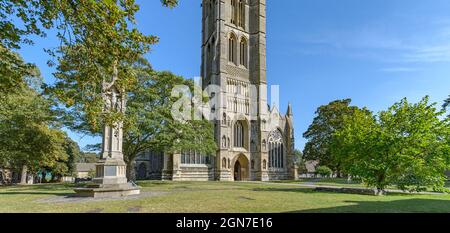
53;135;82;179
77;152;99;163
316;166;332;178
122;63;216;180
1;0;179;94
332;97;450;194
293;149;303;166
303;99;361;176
444;96;450;118
60;58;217;181
0;75;68;184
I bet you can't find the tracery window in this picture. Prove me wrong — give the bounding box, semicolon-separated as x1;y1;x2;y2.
268;130;284;169
234;121;245;148
228;33;237;64
231;0;238;25
240;37;248;68
181;150;211;165
238;0;245;28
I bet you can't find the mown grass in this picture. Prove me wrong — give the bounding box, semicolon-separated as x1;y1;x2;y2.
274;178;450;191
0;181;449;213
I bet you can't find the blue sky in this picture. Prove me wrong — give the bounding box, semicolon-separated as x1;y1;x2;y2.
18;0;450;151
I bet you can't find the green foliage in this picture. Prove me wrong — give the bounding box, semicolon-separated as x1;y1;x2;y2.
444;95;450;118
0;76;68;174
77;152;99;163
161;0;179;8
122;66;217;179
293;149;303;166
0;0;54;93
332;96;450;192
303;99;362;174
316;166;332;178
444;96;450;109
1;0;177;128
60;136;81;176
87;169;96;179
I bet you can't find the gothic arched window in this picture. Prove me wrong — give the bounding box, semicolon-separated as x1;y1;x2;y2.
238;0;245;28
268;130;284;169
234;121;245;148
231;0;238;25
228;33;237;64
240;37;248;68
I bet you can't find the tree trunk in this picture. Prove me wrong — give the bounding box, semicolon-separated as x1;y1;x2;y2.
20;165;28;185
126;160;136;182
41;171;47;183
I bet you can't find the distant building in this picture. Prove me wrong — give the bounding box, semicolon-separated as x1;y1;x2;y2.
299;160;319;178
75;163;96;179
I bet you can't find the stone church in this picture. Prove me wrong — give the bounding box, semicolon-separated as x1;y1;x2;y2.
135;0;296;181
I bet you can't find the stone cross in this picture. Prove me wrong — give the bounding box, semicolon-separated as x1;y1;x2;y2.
101;83;126;160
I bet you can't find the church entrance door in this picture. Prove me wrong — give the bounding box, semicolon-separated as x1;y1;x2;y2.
234;161;241;181
233;154;249;181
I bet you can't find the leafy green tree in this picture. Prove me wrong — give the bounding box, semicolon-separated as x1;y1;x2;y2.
1;0;179;94
61;58;217;181
122;61;217;180
0;75;67;184
444;96;450;118
60;135;82;177
303;99;361;176
77;152;99;164
293;149;303;166
316;166;332;178
332;97;450;194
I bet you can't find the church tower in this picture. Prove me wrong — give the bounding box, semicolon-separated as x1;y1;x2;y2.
200;0;295;181
133;1;295;182
201;0;271;181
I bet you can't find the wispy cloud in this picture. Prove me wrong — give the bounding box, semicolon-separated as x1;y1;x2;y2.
379;67;419;73
403;44;450;63
293;22;450;64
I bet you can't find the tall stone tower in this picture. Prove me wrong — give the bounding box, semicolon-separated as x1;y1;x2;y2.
201;0;272;181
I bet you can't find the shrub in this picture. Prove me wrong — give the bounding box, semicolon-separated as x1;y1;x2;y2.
316;166;332;178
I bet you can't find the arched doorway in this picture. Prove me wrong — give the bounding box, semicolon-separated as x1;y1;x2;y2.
233;154;249;181
234;161;242;181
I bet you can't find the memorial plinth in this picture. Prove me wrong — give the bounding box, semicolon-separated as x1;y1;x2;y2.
74;83;140;198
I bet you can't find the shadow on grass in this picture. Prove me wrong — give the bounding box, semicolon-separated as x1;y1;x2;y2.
253;187;316;194
0;191;75;197
284;199;450;213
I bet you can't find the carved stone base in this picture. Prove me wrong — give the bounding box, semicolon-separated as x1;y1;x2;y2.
74;158;140;198
74;183;140;198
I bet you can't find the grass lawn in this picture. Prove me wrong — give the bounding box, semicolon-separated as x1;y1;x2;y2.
0;181;449;213
273;178;450;191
